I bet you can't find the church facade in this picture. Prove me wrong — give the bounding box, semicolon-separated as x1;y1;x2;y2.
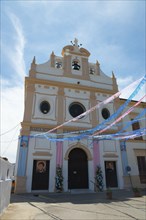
15;39;146;193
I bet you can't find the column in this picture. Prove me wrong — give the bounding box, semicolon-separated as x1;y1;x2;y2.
93;140;100;174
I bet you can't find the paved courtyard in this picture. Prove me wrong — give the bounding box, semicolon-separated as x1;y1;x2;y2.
1;189;146;220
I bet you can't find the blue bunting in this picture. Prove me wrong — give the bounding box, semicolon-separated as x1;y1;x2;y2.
20;75;146;143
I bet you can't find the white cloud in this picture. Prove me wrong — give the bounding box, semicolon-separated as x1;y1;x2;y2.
100;1;134;21
6;12;26;84
1;82;24;163
117;76;133;88
1;12;26;162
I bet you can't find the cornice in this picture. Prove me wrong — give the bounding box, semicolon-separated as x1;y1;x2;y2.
125;139;145;143
119;98;146;108
25;77;116;95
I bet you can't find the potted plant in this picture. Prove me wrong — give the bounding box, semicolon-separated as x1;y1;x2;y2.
95;165;104;192
106;188;112;199
132;187;141;197
55;165;63;192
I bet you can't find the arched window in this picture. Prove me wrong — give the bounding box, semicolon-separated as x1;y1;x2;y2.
55;60;62;69
72;60;80;70
89;67;95;74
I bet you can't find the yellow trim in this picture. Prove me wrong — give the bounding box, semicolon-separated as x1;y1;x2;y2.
103;153;118;158
33;151;52;156
134;149;146;156
25;77;116;95
126;139;145;143
64;143;92;160
119;98;146;108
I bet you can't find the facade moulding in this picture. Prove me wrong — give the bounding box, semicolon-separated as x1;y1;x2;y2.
35;71;113;88
33;151;52;156
25;77;116;95
119;99;146;108
21;122;91;132
103;153;118;158
126;139;145;143
64;144;93;161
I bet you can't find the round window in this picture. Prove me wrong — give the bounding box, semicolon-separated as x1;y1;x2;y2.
102;108;110;119
40;101;50;114
69;102;86;118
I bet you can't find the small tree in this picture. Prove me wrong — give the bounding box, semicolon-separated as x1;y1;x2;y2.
55;165;63;192
95;165;103;192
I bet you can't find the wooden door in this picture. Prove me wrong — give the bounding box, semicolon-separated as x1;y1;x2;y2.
105;161;118;188
68;148;88;189
31;160;49;190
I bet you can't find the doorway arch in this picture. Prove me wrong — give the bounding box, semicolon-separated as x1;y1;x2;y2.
68;148;88;189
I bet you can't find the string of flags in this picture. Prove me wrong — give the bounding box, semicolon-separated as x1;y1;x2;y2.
34;76;144;137
19;75;146;143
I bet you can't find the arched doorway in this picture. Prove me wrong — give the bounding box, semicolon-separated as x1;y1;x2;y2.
68;148;88;189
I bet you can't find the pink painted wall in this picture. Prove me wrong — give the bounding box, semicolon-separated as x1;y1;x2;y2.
93;140;100;174
56;141;63;167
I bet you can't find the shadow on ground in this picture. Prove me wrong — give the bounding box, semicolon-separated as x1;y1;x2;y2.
10;189;146;205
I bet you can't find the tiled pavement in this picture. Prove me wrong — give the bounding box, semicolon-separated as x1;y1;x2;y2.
1;189;146;220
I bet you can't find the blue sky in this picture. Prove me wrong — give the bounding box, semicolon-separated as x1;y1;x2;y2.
1;0;145;163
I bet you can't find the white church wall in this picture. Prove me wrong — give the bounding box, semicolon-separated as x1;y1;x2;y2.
35;84;58;95
126;142;146;176
99;104;116;124
36;62;64;76
64;88;90;99
125;142;146;188
36;72;113;90
26;138;35;192
32;93;57;123
116;157;124;189
62;140;69;192
63;158;68;192
26;136;56;192
103;140;117;152
99;140;124;189
65;97;91;124
88;160;94;191
126;145;139;176
49;142;56;192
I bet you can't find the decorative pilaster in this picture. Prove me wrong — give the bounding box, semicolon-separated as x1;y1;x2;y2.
93;140;100;174
17;136;29;176
120;141;128;175
81;57;89;79
56;141;63;167
23;83;35;122
63;55;72;75
15;135;29;193
57;87;64;125
90;92;98;127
